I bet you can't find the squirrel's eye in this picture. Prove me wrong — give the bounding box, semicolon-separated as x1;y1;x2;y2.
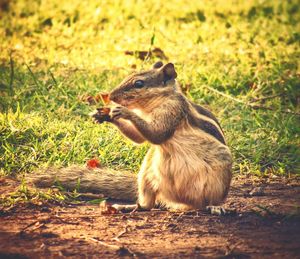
134;80;144;88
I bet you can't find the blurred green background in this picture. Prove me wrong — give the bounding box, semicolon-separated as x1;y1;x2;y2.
0;0;299;179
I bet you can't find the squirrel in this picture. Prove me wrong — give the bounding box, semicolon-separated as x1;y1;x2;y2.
29;61;232;211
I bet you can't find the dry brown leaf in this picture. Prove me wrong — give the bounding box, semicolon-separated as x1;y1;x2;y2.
99;201;119;215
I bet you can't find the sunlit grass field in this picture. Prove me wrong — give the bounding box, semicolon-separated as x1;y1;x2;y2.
0;0;299;184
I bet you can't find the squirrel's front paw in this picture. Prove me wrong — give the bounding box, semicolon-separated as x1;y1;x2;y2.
111;106;132;120
91;107;112;124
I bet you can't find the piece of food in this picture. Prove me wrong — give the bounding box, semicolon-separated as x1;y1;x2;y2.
79;93;110;105
100;93;110;105
91;107;111;124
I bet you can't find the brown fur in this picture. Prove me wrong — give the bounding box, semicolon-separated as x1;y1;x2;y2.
28;166;137;202
109;62;232;210
29;62;232;211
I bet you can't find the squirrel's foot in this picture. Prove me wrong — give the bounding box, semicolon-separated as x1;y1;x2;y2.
206;206;226;216
111;203;150;214
111;204;137;213
206;206;236;216
130;203;153;214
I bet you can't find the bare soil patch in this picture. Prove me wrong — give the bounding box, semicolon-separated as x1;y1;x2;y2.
0;175;299;258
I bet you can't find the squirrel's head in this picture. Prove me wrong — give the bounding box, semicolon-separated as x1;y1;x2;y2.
110;62;177;109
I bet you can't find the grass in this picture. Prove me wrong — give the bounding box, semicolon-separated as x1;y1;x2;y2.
0;0;299;194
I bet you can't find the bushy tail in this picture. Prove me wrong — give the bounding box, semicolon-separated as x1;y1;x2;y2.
26;166;138;202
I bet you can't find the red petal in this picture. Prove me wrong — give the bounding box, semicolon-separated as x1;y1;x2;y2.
87;158;101;168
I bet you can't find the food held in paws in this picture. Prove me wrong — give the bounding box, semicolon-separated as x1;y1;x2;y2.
100;93;110;105
92;107;111;123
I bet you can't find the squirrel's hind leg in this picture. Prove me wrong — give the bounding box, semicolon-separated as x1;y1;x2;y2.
138;175;157;210
137;148;158;210
166;203;195;212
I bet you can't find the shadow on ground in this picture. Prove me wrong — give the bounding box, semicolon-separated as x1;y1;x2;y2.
0;175;299;258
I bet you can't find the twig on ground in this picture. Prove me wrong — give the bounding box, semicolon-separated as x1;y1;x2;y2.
201;85;300;116
88;237;135;256
202;85;244;104
251;93;285;102
20;220;40;233
19;220;47;236
225;241;242;256
89;237;121;250
111;203;138;213
65;192;105;200
112;225;130;242
175;212;185;222
129;204;140;214
247;103;300;115
52;216;80;225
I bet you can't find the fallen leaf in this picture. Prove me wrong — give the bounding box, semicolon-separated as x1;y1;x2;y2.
99;200;119;215
87;158;101;168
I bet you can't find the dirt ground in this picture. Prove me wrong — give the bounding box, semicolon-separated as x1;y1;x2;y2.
0;175;299;259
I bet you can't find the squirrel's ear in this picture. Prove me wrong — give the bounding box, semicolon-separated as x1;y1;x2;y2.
161;63;177;82
152;61;163;69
